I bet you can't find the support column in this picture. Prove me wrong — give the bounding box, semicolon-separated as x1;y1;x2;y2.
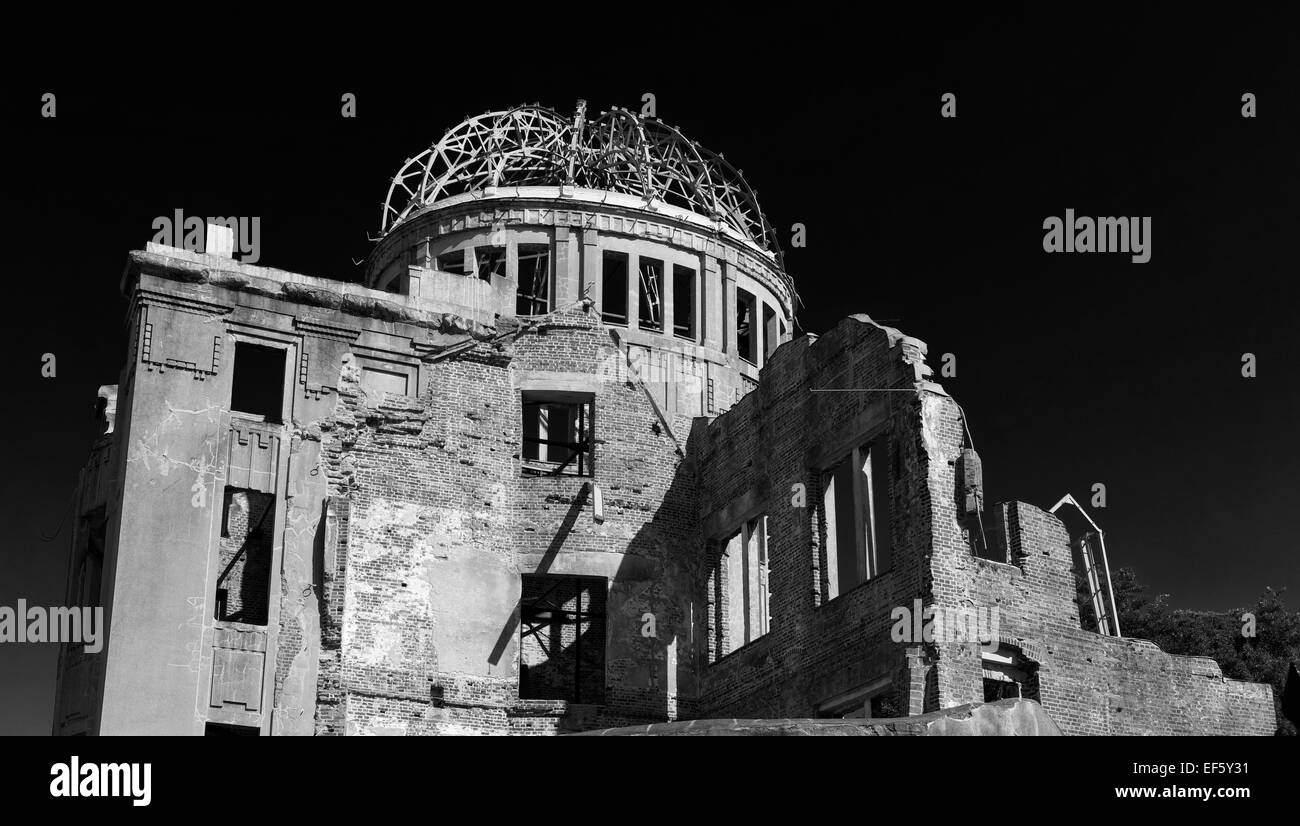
703;256;723;352
582;229;601;310
627;253;639;332
662;258;675;339
553;227;575;308
722;260;737;357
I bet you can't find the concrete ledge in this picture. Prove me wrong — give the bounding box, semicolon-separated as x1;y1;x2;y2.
568;698;1062;736
126;247;499;340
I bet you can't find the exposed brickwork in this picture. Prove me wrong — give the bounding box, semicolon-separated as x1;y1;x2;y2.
59;230;1275;737
691;315;1275;734
309;305;706;734
306;307;1275;735
695;317;934;720
966;502;1274;735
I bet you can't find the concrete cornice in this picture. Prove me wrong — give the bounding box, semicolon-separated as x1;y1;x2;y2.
123;246;499;340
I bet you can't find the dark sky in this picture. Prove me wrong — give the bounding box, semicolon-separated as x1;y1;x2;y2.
2;10;1296;735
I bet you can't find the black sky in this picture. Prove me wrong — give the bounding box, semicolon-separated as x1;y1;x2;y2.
1;9;1297;734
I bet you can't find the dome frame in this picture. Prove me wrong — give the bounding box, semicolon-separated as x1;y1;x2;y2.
380;102;783;260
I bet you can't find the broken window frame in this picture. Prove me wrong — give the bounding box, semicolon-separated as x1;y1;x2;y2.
436;249;470;276
521;391;594;478
516;243;551;316
819;439;893;601
475;245;507;282
601;251;629;326
710;514;771;661
519;574;607;704
638;256;664;332
672;264;697;341
736;287;758;365
982;646;1040;703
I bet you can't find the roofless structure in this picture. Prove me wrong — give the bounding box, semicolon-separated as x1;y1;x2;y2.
51;101;1276;736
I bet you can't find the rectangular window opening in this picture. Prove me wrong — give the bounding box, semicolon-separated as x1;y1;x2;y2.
673;264;696;340
516;243;551;316
522;392;594;477
77;507;106;610
983;647;1039;702
215;488;275;626
712;515;770;660
736;288;757;365
436;250;469;276
230;341;286;423
638;257;664;331
821;440;893;600
519;574;607;703
601;251;629;325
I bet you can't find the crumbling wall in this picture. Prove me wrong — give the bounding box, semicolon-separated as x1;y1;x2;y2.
315;304;703;734
695;315;938;719
967;502;1276;735
575;697;1062;736
692;313;1276;736
69;245;1275;736
325;341;519;734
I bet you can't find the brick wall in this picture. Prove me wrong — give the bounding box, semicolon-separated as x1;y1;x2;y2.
967;501;1275;735
691;314;1276;735
315;305;705;734
695;315;935;719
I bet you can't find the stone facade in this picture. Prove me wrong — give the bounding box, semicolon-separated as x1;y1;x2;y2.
50;119;1275;736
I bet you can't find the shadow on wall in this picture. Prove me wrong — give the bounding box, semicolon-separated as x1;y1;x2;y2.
484;452;702;729
486;484;591;670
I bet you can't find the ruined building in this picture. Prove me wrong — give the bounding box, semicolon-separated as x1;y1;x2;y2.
52;103;1276;735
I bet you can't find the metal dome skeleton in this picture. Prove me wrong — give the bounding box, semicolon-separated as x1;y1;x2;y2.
380;101;782;259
